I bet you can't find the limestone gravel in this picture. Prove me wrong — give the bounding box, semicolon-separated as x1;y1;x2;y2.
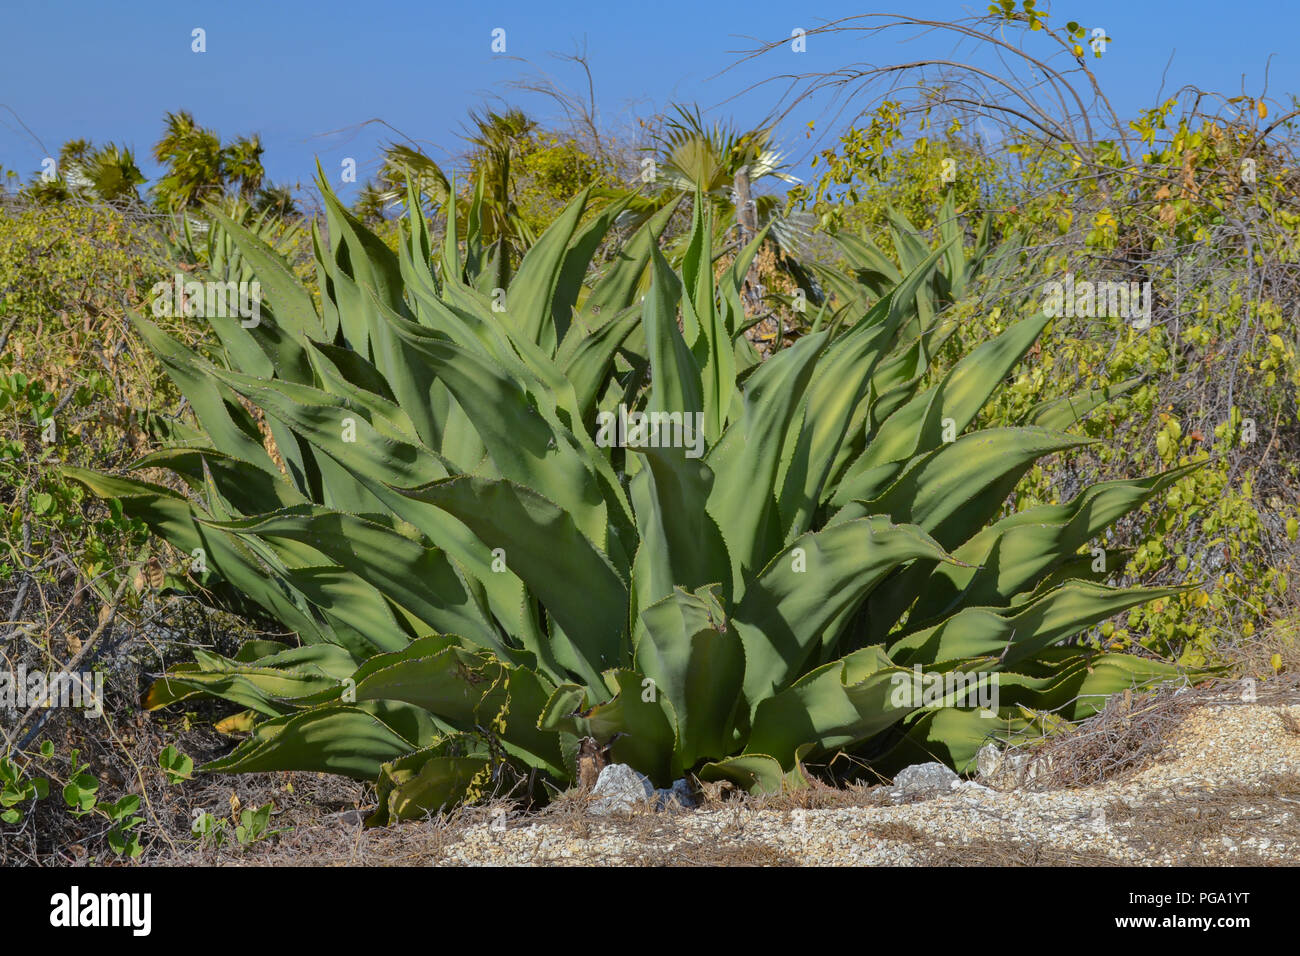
433;696;1300;866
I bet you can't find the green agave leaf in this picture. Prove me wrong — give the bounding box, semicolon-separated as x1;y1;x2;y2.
837;427;1094;550
719;228;770;342
307;340;415;433
629;446;731;615
744;645;915;767
354;643;501;723
235;642;356;674
143;643;357;716
131;447;305;514
506;187;593;354
352;288;455;452
200;368;543;650
891;579;1188;666
205;205;325;342
142;667;328;717
556;304;642;422
127;312;279;476
587;669;678;784
834;231;902;290
967;647;1191;717
1017;547;1132;602
678;192;713;346
538;684;588;733
62;468;339;647
882;707;1024;775
635;585;744;771
310;221;341;342
887;208;932;272
208;366;447;515
143;663;205;710
1023;376;1144;429
205;506;505;659
936;191;967;300
541;669;676;784
281;565;414;654
550;192;634;348
368;747;492;825
576;197;681;328
398;180;437;300
697;749;812;795
317;168;409;318
679;197;738;442
820;325;939;502
349;637;564;776
706;331;829;592
374;330;621;557
481;665;567;777
778;238;951;541
402;476;628;689
886;651;1192;772
233;639;294;662
923;462;1204;615
732;515;956;707
643;243;704;421
202;705;423;779
835;314;1050;506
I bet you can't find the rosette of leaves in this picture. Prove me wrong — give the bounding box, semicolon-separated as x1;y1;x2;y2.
69;173;1195;824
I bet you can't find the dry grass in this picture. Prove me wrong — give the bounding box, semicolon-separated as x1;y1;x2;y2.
994;675;1300;791
923;838;1125;867
1099;774;1300;867
1219;617;1300;682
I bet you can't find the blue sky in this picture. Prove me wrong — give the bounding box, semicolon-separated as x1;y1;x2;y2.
1;0;1296;201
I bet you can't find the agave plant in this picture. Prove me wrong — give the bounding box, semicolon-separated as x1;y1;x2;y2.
70;174;1193;824
818;191;1020;330
164;195;305;282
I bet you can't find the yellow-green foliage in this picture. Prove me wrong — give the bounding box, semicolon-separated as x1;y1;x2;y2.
794;117;1006;241
938;144;1297;664
507;133;610;235
0;203;185;600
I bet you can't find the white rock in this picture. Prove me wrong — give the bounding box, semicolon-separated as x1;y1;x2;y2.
891;762;959;799
588;763;655;816
976;743;1003;781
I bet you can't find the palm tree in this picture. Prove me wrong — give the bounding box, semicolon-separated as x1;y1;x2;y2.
80;143;146;202
376;144;451;211
24;138;144;204
351;178;392;226
647;106;819;327
152;111;225;211
221;134;266;200
378;108;544;287
251;182;298;217
151;112;269;212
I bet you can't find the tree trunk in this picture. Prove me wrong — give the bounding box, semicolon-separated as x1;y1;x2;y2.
733;167;774;352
